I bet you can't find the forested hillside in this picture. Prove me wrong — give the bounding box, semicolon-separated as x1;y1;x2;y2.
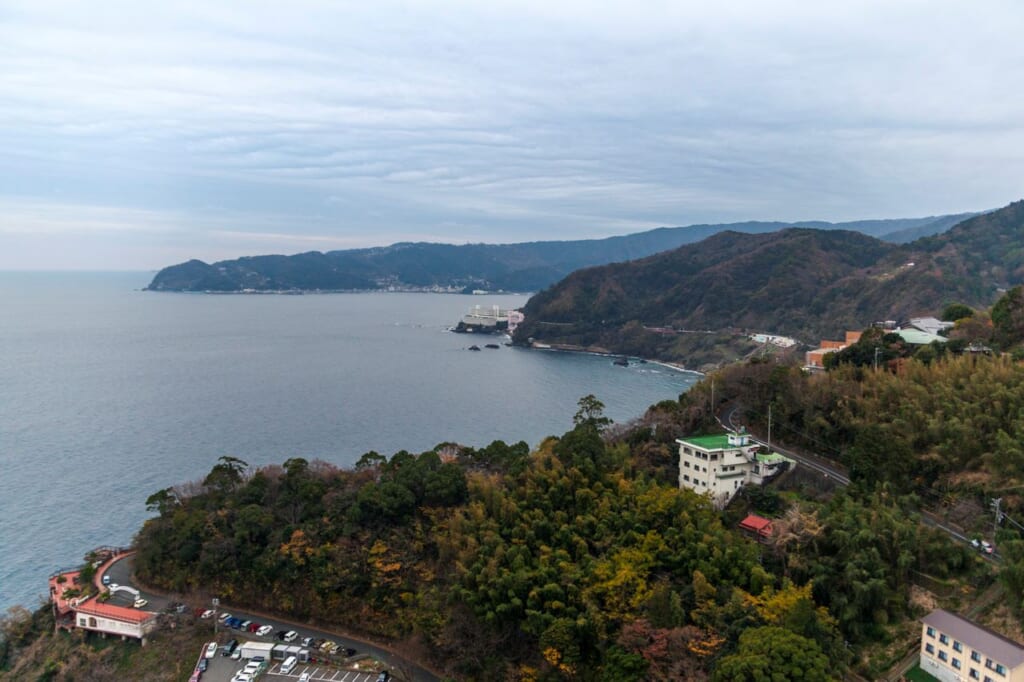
513;200;1024;367
128;387;986;681
144;214;974;293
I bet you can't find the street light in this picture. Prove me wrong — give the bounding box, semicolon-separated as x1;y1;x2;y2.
212;597;219;637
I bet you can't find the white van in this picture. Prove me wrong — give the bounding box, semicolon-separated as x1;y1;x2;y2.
281;655;297;674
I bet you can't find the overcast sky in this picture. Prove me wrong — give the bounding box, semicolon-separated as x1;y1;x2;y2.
2;1;1023;269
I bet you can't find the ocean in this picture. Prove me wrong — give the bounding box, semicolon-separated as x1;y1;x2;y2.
0;272;698;612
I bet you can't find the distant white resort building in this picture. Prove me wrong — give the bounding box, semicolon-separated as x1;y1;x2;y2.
457;305;524;334
749;333;797;348
676;430;794;508
920;609;1024;682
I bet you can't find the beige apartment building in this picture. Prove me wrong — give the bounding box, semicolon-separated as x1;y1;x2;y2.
920;609;1024;682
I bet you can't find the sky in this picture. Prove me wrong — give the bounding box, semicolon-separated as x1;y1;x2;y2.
2;1;1023;270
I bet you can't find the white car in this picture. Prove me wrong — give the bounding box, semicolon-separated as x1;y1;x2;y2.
256;624;273;636
204;642;218;659
283;630;298;642
133;597;148;608
200;609;215;619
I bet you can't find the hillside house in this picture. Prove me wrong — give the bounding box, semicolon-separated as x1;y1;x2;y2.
738;514;774;543
676;431;794;509
908;317;954;336
920;609;1024;682
805;331;862;370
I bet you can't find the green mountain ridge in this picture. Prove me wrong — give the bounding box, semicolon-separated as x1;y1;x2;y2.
144;213;977;293
512;200;1024;364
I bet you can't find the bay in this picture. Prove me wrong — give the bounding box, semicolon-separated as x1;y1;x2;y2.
0;272;697;612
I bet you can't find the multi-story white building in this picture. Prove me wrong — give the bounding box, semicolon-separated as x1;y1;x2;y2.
920;609;1024;682
676;430;793;508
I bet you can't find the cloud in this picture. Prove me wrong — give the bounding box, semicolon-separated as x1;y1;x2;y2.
1;0;1023;268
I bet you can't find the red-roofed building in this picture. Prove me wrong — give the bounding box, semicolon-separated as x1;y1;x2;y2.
72;597;158;642
48;568;158;644
739;514;774;543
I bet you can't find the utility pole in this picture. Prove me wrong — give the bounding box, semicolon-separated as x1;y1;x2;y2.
767;403;772;450
992;498;1003;537
874;346;881;371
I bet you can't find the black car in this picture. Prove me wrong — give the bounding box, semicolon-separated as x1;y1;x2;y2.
276;630;288;641
198;658;208;672
222;639;238;656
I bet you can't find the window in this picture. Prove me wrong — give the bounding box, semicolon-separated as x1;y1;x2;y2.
926;644;935;654
683;475;690;482
973;652;982;663
940;633;949;644
78;617;86;626
996;664;1006;675
927;626;935;637
953;658;961;670
985;677;996;682
970;669;979;680
684;461;690;468
954;641;963;652
939;651;947;662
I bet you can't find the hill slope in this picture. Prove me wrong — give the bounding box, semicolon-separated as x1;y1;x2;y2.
145;214;975;293
512;201;1024;365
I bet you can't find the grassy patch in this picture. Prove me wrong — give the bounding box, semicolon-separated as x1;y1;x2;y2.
904;663;940;682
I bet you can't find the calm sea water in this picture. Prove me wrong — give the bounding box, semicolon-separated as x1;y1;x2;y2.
0;272;697;612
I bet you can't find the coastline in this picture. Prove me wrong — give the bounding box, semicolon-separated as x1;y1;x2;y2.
526;342;705;377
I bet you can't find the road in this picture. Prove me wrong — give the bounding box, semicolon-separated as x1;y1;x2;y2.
719;404;851;485
100;556;441;682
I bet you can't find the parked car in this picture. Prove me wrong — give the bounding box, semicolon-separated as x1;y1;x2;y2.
198;658;208;672
247;621;260;632
231;648;242;660
200;609;215;619
133;598;148;608
102;574;111;585
972;538;996;554
377;672;391;682
218;612;232;623
257;624;273;636
204;642;218;659
299;673;312;682
276;630;288;641
301;636;315;647
239;619;252;630
188;673;201;682
283;630;298;642
222;638;238;656
344;647;357;657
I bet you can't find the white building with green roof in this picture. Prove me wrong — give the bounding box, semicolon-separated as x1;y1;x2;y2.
676;431;794;508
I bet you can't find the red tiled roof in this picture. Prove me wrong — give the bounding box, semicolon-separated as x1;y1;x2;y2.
739;514;774;536
74;597;156;624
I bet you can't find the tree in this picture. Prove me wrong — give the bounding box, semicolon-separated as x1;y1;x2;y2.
145;487;179;514
573;394;611;431
711;626;832;682
941;303;974;322
203;455;248;495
